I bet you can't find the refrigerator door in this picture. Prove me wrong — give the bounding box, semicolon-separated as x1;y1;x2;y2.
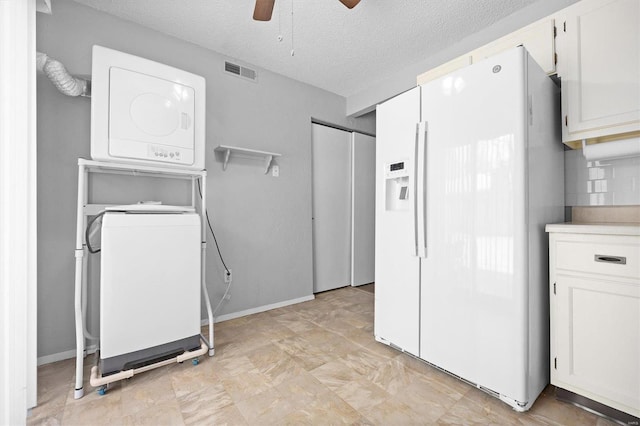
374;87;421;356
419;48;529;403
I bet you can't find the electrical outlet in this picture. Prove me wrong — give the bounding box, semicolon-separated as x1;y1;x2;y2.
224;293;231;300
224;269;232;283
272;165;279;177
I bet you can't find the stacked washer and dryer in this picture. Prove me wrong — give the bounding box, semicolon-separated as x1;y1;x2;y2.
73;46;211;397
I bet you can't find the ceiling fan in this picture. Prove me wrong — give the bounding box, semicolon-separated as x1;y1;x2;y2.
253;0;361;21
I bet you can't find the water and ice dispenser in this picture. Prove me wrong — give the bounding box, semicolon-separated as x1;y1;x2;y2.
385;160;410;211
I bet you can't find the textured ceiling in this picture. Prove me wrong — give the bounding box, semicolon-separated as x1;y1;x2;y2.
71;0;547;97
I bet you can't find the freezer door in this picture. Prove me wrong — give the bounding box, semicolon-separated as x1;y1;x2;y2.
419;48;530;403
374;87;421;356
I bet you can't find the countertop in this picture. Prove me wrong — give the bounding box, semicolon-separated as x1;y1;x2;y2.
545;222;640;236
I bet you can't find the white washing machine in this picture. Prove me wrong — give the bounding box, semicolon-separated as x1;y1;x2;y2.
99;204;201;374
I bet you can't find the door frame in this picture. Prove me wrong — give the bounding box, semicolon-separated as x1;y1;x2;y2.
310;119;376;292
0;0;38;420
350;132;376;287
311;122;353;293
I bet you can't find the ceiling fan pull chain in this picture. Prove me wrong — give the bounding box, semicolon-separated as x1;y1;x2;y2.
277;0;283;42
290;0;295;56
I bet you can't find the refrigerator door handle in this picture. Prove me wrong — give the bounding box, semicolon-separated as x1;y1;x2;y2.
415;121;427;258
413;123;419;257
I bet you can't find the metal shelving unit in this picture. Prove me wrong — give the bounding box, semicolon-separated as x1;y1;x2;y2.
72;158;214;399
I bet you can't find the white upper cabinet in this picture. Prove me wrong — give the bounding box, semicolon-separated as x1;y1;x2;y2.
557;0;640;146
417;0;640;149
471;19;557;74
417;55;472;86
417;18;556;86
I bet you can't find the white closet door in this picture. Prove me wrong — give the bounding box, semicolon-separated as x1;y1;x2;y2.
351;132;376;286
312;124;352;293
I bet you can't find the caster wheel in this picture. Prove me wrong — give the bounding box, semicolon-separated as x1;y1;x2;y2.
97;387;106;396
192;358;199;365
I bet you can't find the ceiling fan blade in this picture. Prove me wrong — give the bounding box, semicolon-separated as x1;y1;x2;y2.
338;0;361;9
253;0;275;21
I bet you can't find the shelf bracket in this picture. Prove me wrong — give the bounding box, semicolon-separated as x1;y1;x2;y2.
222;149;231;171
264;155;273;174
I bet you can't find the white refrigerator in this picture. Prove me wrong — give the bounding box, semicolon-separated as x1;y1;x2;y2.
374;47;565;411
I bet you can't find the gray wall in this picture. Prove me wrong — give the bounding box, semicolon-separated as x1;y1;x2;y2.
36;0;374;359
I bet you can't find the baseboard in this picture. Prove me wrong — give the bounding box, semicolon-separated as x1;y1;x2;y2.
201;294;315;325
38;295;315;366
37;344;98;366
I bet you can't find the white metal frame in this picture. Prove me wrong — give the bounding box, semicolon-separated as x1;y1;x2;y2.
73;158;214;399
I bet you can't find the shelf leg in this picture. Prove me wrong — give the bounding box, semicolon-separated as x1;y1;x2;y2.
73;164;86;399
200;175;214;355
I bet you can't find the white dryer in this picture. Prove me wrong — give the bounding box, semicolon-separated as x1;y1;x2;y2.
99;204;201;374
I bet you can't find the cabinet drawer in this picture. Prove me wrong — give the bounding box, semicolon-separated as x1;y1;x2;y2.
556;240;639;279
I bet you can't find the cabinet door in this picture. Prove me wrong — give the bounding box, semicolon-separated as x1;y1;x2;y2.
553;274;640;416
561;0;640;143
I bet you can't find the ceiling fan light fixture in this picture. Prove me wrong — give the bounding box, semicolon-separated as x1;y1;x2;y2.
252;0;360;21
253;0;275;21
338;0;361;9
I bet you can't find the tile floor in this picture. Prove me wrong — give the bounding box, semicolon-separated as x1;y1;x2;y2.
28;285;617;425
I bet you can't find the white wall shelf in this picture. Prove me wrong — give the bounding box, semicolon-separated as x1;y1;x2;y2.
214;145;281;174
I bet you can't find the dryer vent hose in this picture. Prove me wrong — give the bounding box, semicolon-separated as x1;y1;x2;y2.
37;52;90;97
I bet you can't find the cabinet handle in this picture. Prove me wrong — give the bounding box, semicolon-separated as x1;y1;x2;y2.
594;255;626;265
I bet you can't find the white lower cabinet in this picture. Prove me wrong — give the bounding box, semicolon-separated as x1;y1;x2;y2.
547;224;640;419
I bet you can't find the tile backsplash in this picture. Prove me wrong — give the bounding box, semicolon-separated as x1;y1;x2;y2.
564;149;640;206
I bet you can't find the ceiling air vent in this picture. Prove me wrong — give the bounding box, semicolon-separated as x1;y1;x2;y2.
224;61;241;75
240;67;256;81
224;61;257;83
